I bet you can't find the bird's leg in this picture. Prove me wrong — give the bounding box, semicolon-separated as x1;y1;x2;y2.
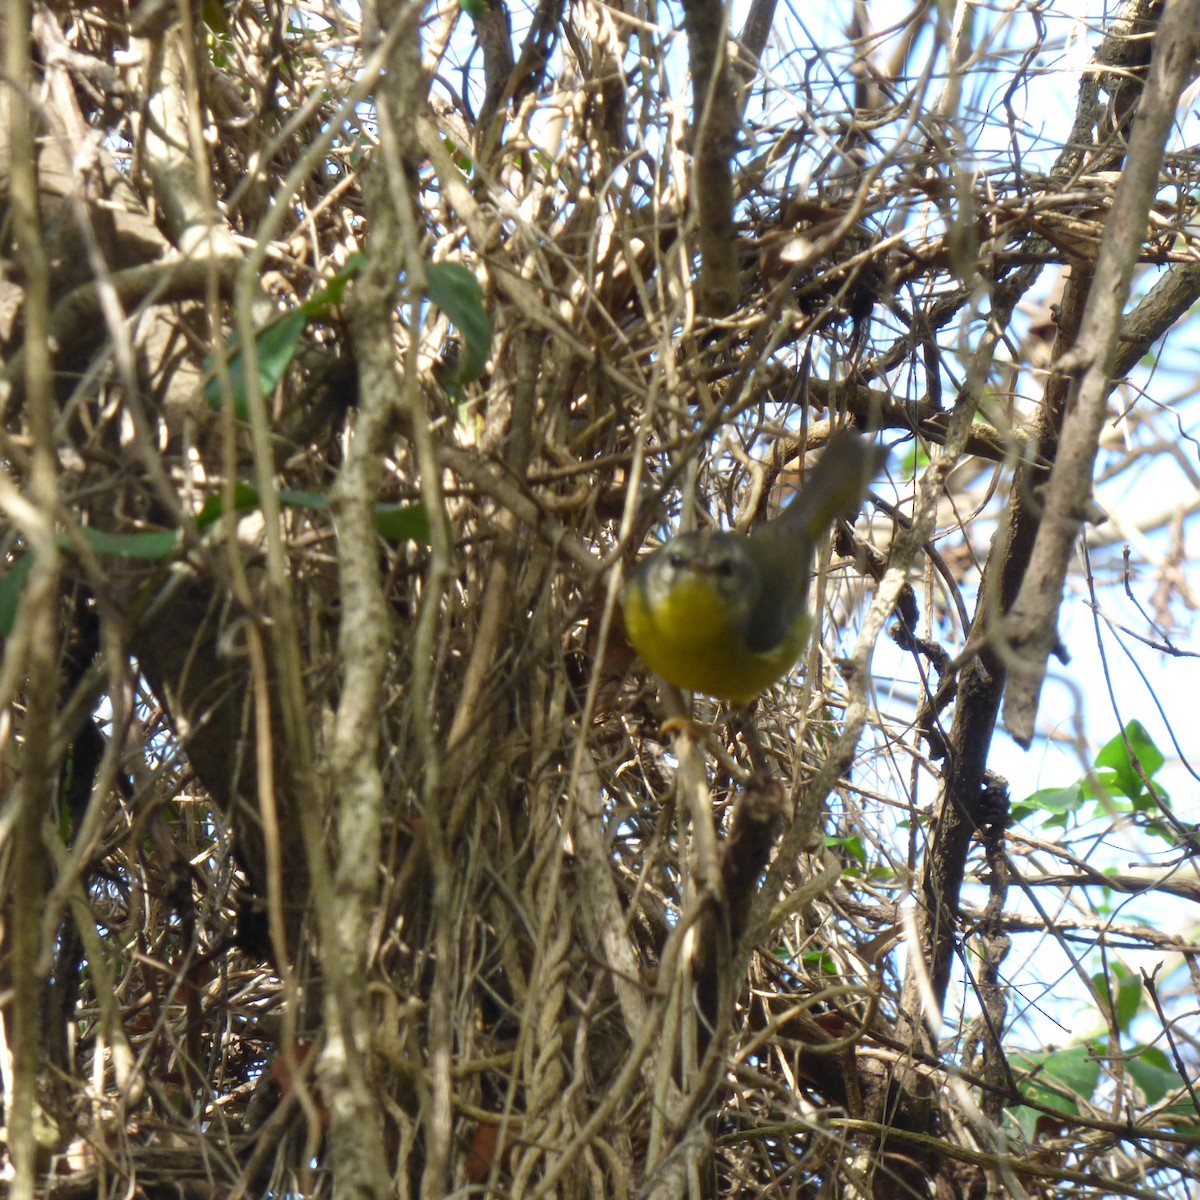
655;686;750;784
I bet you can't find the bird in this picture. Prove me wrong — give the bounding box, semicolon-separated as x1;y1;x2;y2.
621;430;886;703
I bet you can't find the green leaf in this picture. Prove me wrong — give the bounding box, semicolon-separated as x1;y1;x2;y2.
1003;1105;1037;1143
1133;784;1172;815
1012;782;1084;824
459;0;487;17
807;951;840;976
1092;964;1142;1033
75;527;180;560
425;262;492;383
195;482;263;531
373;503;430;543
1026;784;1085;813
0;553;34;636
1126;1046;1182;1106
303;254;365;314
1114;971;1142;1030
1081;768;1126;805
443;137;474;173
1162;1113;1200;1137
1011;1043;1101;1116
1141;817;1179;844
824;834;867;868
899;442;930;475
195;486;429;545
1093;720;1164;800
278;489;331;512
204;308;308;417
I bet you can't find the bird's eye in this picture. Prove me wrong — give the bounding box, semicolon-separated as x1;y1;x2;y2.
668;552;686;569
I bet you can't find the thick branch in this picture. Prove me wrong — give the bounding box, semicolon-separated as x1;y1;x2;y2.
1002;0;1200;745
680;0;740;314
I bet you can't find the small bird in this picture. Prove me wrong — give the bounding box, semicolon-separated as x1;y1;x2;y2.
621;430;886;703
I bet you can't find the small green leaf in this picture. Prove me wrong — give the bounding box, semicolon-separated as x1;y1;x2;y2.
1092;964;1142;1033
0;553;33;636
1012;782;1084;823
373;503;430;543
800;949;839;976
278;489;331;512
824;834;867;868
75;527;180;560
425;262;492;383
443;137;474;173
1081;768;1126;805
459;0;487;17
303;254;365;315
195;485;429;545
1132;783;1172;815
1028;784;1085;813
1003;1106;1037;1143
900;442;930;474
1126;1046;1182;1106
1114;968;1142;1028
1162;1112;1200;1137
196;484;327;531
1140;816;1179;843
1011;1043;1101;1116
204;308;308;417
195;482;263;531
1094;720;1164;800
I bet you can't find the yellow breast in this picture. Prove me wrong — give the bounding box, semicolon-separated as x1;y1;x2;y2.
622;572;810;703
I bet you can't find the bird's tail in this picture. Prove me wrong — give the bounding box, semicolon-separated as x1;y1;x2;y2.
778;429;888;539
